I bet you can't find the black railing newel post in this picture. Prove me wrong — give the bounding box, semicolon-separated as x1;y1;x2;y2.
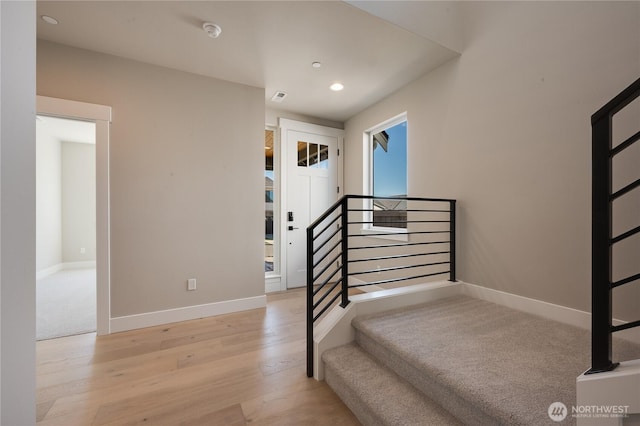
340;197;350;308
306;225;315;378
588;115;618;374
449;199;457;282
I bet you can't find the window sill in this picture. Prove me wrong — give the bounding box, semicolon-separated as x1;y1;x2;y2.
360;226;409;242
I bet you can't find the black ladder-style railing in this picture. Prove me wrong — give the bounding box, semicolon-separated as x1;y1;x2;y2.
306;195;456;377
589;77;640;374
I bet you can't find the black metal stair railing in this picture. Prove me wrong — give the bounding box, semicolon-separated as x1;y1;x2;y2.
588;77;640;374
306;195;456;377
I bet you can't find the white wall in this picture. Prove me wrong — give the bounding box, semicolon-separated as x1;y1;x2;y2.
344;1;640;320
38;41;265;318
0;1;36;424
61;141;96;263
36;121;62;271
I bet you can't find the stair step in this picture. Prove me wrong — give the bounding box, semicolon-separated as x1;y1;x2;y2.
322;343;462;426
323;295;640;425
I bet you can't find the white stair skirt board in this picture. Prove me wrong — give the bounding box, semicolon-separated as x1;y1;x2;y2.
461;281;640;345
110;295;267;333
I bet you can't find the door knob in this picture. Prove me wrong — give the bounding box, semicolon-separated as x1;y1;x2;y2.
288;226;299;231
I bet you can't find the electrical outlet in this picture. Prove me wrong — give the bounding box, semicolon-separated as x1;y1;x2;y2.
187;278;197;291
80;247;86;254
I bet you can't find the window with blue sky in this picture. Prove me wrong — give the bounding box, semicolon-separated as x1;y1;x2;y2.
372;120;407;197
367;114;408;229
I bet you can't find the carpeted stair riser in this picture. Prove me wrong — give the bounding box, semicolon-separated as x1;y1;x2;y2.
354;330;496;426
323;343;462;426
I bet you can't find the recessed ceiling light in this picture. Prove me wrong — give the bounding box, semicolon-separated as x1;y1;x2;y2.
312;62;322;69
330;82;344;92
41;15;59;25
202;22;222;39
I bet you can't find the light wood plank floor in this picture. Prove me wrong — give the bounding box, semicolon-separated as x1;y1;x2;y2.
36;288;360;425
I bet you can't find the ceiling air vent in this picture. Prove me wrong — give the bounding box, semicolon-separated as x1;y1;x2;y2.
271;91;288;103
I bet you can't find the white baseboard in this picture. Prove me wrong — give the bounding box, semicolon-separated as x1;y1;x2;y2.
36;263;64;280
265;275;282;293
461;281;640;344
36;261;97;280
110;295;267;333
63;260;96;270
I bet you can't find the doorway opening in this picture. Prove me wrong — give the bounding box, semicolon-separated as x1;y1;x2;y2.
36;115;96;340
36;95;112;336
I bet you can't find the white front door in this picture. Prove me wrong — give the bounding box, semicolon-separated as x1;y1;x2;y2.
285;127;340;288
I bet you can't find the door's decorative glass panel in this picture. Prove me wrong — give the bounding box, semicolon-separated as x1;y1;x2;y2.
298;142;330;169
318;144;329;169
297;141;308;167
309;143;319;167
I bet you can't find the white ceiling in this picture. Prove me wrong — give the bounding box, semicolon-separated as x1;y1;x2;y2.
36;1;461;123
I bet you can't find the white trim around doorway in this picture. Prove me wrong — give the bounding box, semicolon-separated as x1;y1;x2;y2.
37;95;112;335
277;119;344;292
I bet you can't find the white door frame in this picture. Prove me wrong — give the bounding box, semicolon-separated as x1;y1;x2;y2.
36;95;112;335
278;119;343;292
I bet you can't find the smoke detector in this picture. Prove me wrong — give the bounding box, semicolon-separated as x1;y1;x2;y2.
202;22;222;39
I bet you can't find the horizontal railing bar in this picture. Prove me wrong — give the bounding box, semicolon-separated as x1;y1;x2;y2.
610;178;640;201
313;240;341;267
312;215;341;242
345;194;457;203
308;198;344;231
348;251;450;263
313;228;341;256
349;220;450;224
313;280;341;309
313;291;342;322
313;252;342;282
311;280;331;297
611;225;640;245
349;261;450;277
612;273;640;289
610;129;640;157
348;230;450;238
348;208;451;213
350;270;449;287
611;319;640;333
592;77;640;123
350;241;450;250
312;274;342;297
313;268;342;295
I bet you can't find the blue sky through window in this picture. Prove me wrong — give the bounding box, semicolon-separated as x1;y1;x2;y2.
373;121;407;197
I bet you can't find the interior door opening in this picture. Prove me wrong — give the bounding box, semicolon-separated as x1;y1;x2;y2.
36;95;111;336
36;115;97;340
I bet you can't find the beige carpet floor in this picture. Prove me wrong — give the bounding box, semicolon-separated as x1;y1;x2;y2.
36;268;96;340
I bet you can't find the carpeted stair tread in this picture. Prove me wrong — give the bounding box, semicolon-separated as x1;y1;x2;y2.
352;295;640;426
322;343;463;426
